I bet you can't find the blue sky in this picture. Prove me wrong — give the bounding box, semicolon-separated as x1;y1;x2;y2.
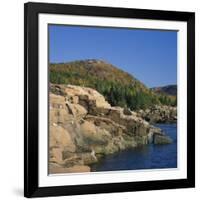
49;25;177;88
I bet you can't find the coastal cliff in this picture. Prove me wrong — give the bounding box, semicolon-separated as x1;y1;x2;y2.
49;84;173;174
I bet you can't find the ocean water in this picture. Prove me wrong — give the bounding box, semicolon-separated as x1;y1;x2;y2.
91;123;177;172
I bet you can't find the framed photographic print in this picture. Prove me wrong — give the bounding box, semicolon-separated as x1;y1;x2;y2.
24;2;195;198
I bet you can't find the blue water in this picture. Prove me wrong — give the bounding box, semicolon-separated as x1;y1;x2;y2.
91;123;177;171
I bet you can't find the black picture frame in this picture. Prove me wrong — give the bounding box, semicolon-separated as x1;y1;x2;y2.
24;2;195;198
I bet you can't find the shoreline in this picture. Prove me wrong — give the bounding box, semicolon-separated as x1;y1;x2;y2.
90;123;177;172
49;84;177;174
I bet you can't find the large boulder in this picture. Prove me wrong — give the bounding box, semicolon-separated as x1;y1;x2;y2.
49;93;87;125
64;84;111;109
154;134;173;144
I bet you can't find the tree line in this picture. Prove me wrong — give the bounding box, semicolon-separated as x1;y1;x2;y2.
50;70;176;110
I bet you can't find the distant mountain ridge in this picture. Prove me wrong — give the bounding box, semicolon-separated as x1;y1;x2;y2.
50;59;177;109
151;85;177;96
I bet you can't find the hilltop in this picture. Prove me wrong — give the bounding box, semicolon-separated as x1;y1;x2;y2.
50;59;144;86
50;59;176;110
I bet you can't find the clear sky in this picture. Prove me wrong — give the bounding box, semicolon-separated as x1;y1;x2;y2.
49;25;177;88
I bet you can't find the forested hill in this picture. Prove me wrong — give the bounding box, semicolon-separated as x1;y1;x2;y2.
50;59;176;110
151;85;177;96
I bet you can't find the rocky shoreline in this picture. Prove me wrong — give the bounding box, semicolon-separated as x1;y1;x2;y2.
49;84;175;174
137;105;177;123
